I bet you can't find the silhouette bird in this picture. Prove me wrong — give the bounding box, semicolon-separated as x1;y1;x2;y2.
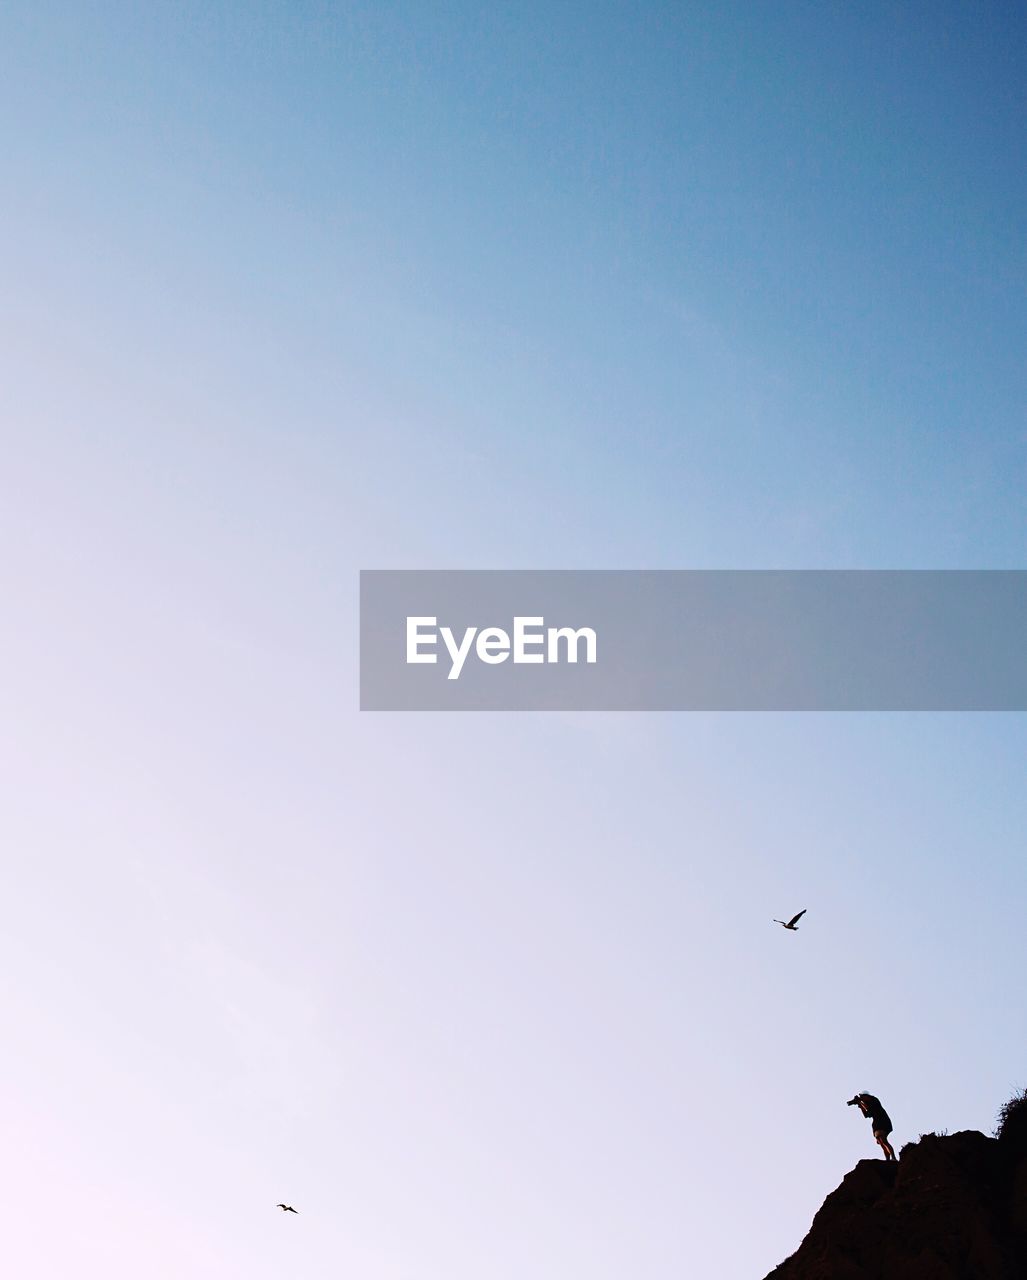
773;909;807;931
277;1204;299;1214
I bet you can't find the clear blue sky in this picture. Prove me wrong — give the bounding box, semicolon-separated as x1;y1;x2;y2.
2;4;1024;1277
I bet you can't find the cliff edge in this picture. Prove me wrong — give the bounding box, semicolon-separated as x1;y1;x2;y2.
764;1092;1027;1279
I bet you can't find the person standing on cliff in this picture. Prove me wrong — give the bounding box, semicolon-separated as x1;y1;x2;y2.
848;1092;897;1161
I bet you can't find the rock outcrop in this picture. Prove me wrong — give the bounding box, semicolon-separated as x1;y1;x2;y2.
765;1118;1027;1279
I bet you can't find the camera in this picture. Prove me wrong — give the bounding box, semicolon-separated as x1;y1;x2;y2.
847;1096;863;1107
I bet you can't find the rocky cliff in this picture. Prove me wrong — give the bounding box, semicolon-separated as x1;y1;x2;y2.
765;1102;1027;1279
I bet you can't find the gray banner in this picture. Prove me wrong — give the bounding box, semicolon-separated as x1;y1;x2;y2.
359;571;1026;711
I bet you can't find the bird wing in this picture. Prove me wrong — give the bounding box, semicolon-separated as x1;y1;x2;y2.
787;909;807;927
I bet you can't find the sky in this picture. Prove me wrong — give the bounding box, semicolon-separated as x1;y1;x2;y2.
1;2;1025;1277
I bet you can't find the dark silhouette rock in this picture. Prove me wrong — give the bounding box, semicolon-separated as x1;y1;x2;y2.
765;1129;1027;1278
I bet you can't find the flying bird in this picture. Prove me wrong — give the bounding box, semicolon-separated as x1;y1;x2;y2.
773;909;807;931
277;1204;299;1214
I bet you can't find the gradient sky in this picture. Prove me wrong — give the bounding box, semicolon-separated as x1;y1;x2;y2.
2;3;1025;1277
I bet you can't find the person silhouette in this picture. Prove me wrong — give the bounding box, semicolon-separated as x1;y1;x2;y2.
848;1092;896;1161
